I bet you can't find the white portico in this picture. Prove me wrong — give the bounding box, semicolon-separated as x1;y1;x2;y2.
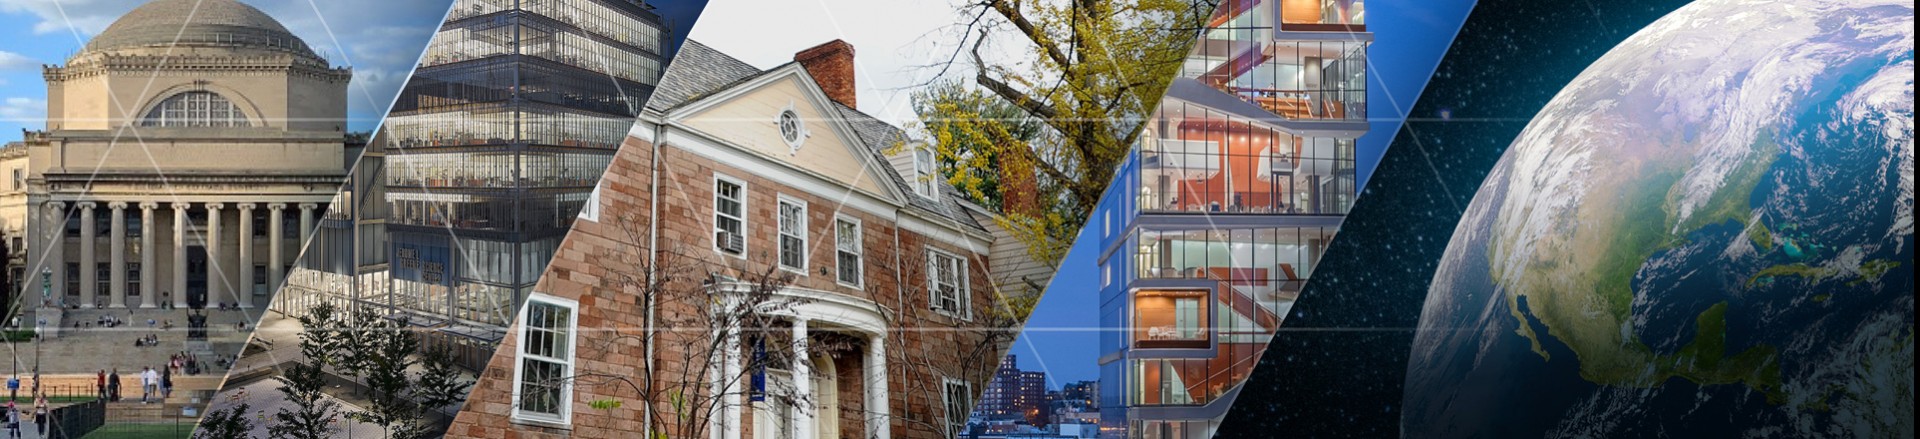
707;283;893;439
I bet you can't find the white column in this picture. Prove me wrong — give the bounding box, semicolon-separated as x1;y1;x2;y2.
205;203;225;308
865;336;890;439
791;318;813;439
298;203;316;243
268;203;286;298
173;203;190;309
140;203;158;308
108;202;127;308
45;201;66;308
78;202;97;308
237;203;256;308
719;325;744;439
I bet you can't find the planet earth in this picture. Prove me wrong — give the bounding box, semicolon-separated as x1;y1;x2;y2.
1402;0;1914;437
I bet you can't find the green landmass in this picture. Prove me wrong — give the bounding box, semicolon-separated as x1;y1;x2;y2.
1812;294;1832;302
1848;260;1903;286
1493;133;1787;401
1747;263;1838;288
1671;132;1780;236
1748;221;1775;250
1746;258;1902;289
1663;302;1786;403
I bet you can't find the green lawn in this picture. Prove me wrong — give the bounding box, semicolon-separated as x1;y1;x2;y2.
80;422;194;439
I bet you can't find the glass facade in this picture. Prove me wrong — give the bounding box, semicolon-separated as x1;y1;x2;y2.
1098;3;1366;437
1193;0;1368;121
272;0;665;372
1134;100;1357;215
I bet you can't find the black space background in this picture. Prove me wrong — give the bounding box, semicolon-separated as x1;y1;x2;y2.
1214;0;1696;437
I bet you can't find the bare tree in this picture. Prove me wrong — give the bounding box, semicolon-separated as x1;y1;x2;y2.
495;211;820;439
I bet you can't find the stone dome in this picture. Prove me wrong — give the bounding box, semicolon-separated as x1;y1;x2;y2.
81;0;318;58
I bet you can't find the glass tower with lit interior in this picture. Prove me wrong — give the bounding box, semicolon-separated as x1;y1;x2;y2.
277;0;665;371
1094;1;1366;437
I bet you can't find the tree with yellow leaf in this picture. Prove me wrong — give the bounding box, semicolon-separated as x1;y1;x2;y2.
916;0;1213;265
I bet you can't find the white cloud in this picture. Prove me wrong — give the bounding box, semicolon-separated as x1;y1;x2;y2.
0;0;448;130
0;97;48;129
0;0;145;36
0;50;39;70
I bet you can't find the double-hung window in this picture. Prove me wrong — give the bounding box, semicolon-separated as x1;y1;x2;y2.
777;197;807;272
513;294;577;424
927;250;969;318
913;147;939;199
941;377;973;437
835;218;863;287
714;176;746;256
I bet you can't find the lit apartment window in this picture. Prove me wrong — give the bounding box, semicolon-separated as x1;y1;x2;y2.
941;377;974;437
513;294;577;424
835;217;863;287
913;147;939;199
777;196;807;272
927;250;969;318
714;176;746;256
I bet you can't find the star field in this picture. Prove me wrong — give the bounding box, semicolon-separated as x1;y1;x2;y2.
1214;0;1695;436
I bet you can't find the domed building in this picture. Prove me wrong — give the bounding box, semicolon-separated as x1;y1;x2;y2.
6;0;351;368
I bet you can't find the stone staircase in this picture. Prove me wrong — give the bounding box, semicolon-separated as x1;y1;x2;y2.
103;375;225;421
15;308;257;374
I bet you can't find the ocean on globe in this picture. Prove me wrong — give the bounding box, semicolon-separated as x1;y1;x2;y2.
1402;0;1914;437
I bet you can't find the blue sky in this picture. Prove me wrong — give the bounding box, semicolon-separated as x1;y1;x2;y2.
1003;0;1478;386
0;0;706;138
0;0;453;137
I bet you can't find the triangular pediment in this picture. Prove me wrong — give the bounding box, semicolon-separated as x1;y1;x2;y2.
667;66;901;203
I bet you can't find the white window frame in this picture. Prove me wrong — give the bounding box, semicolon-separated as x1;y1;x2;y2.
776;195;808;274
834;215;864;289
913;147;939;200
926;249;971;320
510;293;579;426
940;376;973;438
713;174;748;258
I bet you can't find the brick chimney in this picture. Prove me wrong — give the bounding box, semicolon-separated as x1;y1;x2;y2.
795;40;857;109
1000;150;1041;217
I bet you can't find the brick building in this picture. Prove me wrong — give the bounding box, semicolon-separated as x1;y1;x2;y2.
447;39;1044;439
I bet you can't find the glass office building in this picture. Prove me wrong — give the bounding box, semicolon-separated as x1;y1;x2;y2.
1096;1;1366;438
275;0;665;371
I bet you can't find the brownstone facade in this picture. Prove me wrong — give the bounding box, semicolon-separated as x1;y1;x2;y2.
448;43;1011;439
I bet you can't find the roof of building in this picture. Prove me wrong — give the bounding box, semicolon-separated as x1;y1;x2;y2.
81;0;318;59
649;40;988;233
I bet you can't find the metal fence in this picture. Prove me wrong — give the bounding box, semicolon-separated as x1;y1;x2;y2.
44;399;105;439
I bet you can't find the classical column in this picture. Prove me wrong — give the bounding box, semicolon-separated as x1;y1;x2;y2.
108;202;127;308
173;203;190;309
791;318;813;439
718;324;744;439
78;202;97;308
298;203;316;243
237;203;256;309
140;203;159;308
44;201;66;308
268;203;286;299
206;203;225;308
865;336;890;439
